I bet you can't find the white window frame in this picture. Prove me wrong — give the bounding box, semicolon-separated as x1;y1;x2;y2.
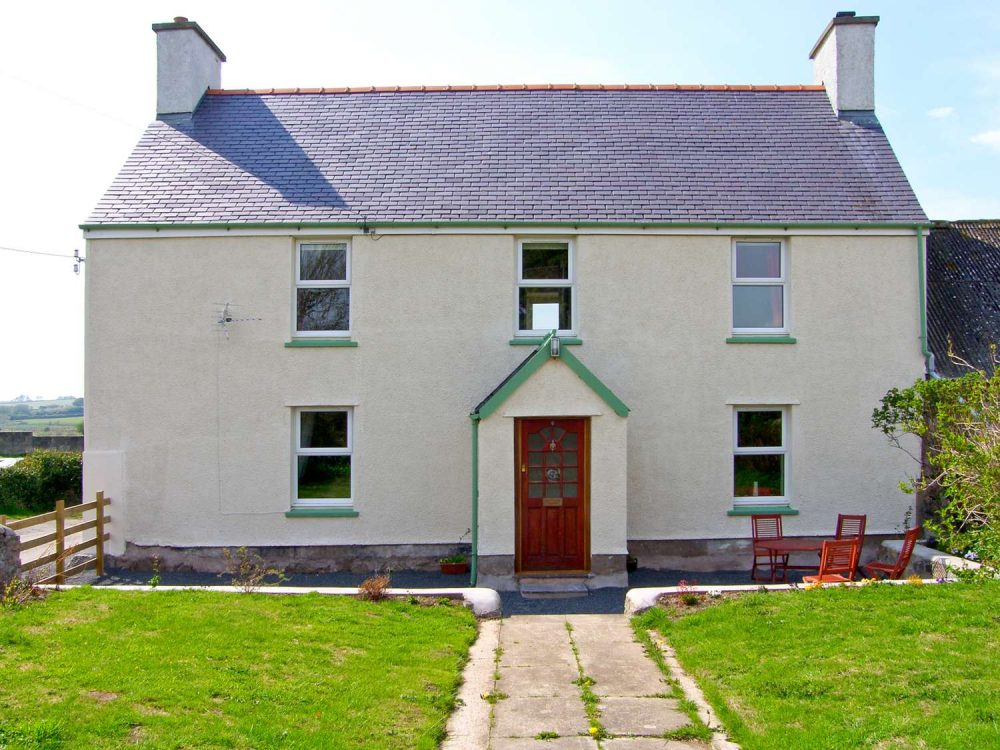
731;240;788;334
293;407;353;508
516;238;576;336
294;240;352;337
732;406;790;506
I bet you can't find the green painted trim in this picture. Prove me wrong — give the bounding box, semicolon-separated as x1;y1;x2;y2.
559;347;631;417
509;337;583;346
725;336;797;344
473;331;556;420
726;505;799;516
285;507;359;518
284;339;358;348
470;417;479;587
916;225;934;375
82;220;925;232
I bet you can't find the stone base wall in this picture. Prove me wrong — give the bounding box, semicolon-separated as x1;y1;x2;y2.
110;542;470;574
629;535;893;573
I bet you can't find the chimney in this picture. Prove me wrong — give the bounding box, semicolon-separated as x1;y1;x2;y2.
809;11;879;115
151;16;226;118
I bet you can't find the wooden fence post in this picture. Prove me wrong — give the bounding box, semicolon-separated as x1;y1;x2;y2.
95;492;106;577
55;499;65;585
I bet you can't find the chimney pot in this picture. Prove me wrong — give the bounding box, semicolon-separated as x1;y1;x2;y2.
173;16;189;23
809;11;879;115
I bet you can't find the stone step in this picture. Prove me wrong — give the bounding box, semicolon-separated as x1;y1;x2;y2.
518;577;591;598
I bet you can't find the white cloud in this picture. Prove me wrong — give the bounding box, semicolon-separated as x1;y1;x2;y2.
927;106;955;119
970;130;1000;152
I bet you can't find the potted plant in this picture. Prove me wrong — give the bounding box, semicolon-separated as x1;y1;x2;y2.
439;528;471;575
439;553;468;575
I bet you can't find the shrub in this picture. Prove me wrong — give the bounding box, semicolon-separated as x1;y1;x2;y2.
219;547;287;593
873;349;1000;576
0;451;82;514
358;573;391;601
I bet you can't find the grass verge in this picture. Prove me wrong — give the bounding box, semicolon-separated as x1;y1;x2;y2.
636;582;1000;750
0;587;478;749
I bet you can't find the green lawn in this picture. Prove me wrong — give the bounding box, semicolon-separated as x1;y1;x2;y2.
637;583;1000;750
0;588;478;749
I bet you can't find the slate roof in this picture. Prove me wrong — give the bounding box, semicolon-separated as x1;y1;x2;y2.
927;221;1000;377
87;86;926;225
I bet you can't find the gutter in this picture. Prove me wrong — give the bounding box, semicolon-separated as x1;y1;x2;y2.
469;415;480;586
915;224;938;378
81;220;925;232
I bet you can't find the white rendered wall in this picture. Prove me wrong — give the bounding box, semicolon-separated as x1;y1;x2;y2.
84;232;922;552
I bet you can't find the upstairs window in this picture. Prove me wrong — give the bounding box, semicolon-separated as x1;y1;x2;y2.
732;241;786;333
296;241;350;335
733;408;787;505
518;240;574;334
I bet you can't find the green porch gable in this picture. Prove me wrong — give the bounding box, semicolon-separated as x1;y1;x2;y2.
471;332;630;420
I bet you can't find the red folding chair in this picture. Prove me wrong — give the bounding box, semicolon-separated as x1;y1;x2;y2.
751;514;787;582
835;514;867;542
862;527;922;580
803;538;860;584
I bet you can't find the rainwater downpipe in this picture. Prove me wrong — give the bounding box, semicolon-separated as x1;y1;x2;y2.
915;224;938;378
469;414;480;586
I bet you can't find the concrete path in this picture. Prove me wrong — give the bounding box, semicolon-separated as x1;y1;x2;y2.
445;614;709;749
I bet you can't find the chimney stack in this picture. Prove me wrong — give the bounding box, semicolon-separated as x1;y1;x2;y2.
152;16;226;118
809;11;879;115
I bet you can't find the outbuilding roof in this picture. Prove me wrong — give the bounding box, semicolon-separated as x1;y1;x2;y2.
87;86;926;226
927;220;1000;377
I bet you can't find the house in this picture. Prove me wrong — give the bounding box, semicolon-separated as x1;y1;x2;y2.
83;12;928;590
927;220;1000;377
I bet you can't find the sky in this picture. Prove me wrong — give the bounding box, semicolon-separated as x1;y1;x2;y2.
0;0;998;401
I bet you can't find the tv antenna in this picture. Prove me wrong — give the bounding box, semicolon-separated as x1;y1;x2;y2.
214;302;261;338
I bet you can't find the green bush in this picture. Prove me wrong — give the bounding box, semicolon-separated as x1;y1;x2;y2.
0;451;82;515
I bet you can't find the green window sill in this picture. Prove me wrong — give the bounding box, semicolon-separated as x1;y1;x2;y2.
727;505;799;516
285;339;358;348
726;336;797;345
286;507;359;518
509;337;583;346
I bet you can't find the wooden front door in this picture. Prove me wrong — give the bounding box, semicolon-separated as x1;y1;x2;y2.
516;418;589;572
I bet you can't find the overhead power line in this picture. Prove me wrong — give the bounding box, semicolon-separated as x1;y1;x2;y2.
0;244;76;259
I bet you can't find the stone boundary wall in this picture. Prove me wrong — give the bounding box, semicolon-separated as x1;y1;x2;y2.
0;432;83;456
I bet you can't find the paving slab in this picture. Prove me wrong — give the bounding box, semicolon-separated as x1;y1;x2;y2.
598;696;691;736
492;737;597;749
498;664;579;697
601;739;710;749
493;696;590;738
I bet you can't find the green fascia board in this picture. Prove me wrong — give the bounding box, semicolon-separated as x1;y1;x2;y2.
285;507;359;518
725;336;797;344
473;331;556;420
284;339;358;348
82;220;928;231
558;347;630;417
509;337;583;346
726;505;799;516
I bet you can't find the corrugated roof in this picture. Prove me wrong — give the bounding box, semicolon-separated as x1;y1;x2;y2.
88;87;926;225
927;221;1000;377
